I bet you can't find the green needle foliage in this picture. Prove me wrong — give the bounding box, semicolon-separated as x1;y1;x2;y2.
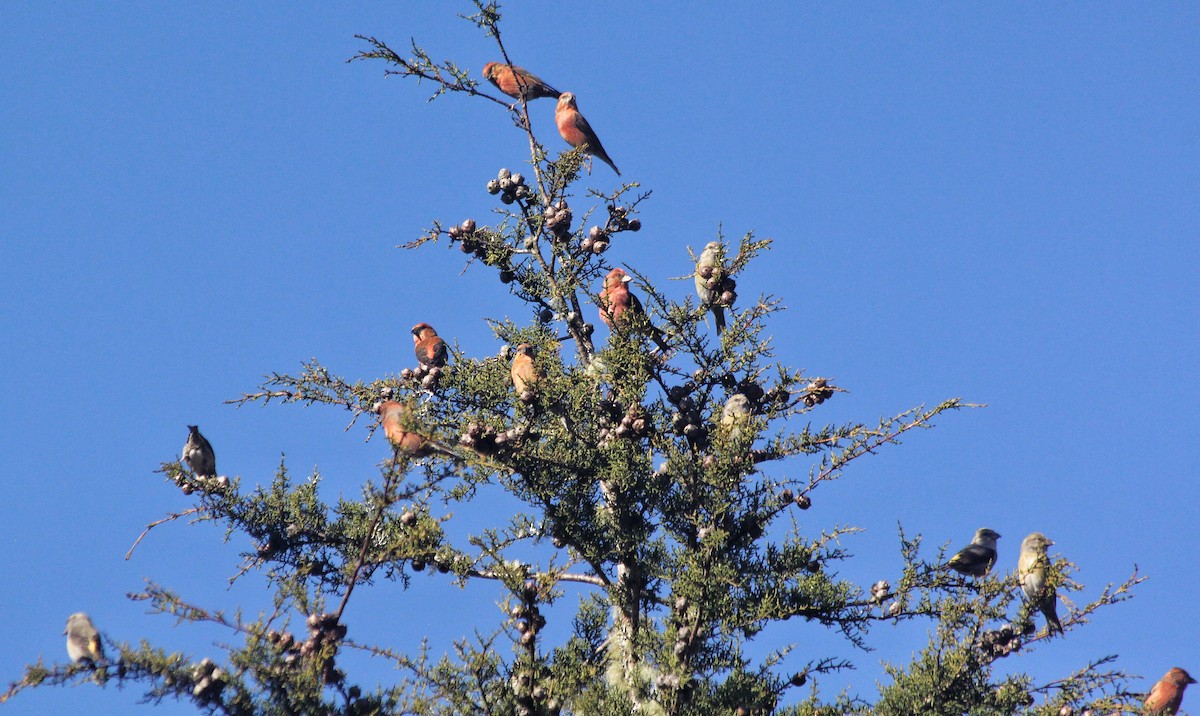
5;3;1145;715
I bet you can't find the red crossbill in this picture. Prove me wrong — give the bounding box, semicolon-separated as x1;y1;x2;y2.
482;62;560;102
412;323;448;368
511;343;540;394
598;268;668;352
556;92;620;176
1145;667;1196;714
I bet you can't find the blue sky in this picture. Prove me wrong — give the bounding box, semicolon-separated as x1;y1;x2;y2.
2;2;1197;713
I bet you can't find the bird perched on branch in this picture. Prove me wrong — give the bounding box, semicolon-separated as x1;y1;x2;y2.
376;400;454;458
1017;532;1062;636
511;343;541;395
412;323;448;368
598;268;668;352
695;241;728;335
65;613;106;682
1145;667;1196;715
182;425;216;479
556;92;620;176
944;528;1000;577
482;62;560;103
720;393;752;441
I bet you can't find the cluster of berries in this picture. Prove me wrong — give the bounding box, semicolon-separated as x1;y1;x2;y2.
486;168;530;204
596;399;652;444
459;421;532;455
190;658;226;701
510;579;560;715
802;378;834;407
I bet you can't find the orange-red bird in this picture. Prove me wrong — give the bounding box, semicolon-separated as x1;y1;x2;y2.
598;268;668;351
412;323;447;368
482;62;560;102
511;343;540;394
555;92;620;176
1145;667;1196;714
376;400;434;456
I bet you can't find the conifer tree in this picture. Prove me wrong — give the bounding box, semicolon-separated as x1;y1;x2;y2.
4;4;1144;714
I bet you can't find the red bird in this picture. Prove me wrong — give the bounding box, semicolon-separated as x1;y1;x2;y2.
555;92;620;176
412;323;447;368
376;400;438;456
511;343;540;394
598;268;667;351
482;62;560;102
1145;667;1196;715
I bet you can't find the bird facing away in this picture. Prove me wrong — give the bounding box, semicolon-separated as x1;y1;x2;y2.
695;241;727;335
1017;532;1062;636
555;92;620;176
511;343;541;394
1145;667;1196;715
412;323;448;368
945;528;1001;577
65;612;104;664
182;425;216;478
481;62;560;102
598;268;668;352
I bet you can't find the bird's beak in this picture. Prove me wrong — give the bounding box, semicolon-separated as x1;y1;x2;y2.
621;275;632;284
1190;675;1198;684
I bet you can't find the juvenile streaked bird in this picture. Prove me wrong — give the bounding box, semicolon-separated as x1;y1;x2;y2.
482;62;560;102
1017;532;1062;636
412;323;448;368
694;241;728;335
720;393;752;441
182;425;216;478
556;92;620;176
944;528;1000;577
1144;667;1196;715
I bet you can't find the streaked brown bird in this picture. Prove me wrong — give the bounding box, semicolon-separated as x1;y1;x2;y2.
182;425;216;478
1017;532;1062;636
1145;667;1196;715
511;343;541;394
556;92;620;176
482;62;560;102
598;268;668;352
412;323;448;368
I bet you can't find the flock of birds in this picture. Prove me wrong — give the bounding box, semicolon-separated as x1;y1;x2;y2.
57;61;1195;715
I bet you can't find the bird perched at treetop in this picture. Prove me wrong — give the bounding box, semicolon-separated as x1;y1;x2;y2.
375;400;455;458
695;241;728;335
1144;667;1196;715
412;323;448;368
944;528;1000;577
556;92;620;176
482;62;560;103
65;612;106;682
1017;532;1062;636
182;425;216;479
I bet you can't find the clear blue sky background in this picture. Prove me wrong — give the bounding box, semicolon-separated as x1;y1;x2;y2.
2;3;1197;713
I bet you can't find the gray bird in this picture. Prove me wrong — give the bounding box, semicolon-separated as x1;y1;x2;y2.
65;612;107;682
694;241;727;335
1017;532;1062;636
944;528;1001;577
182;425;216;478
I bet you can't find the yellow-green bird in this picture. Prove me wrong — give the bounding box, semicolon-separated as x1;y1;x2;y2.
1017;532;1062;636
